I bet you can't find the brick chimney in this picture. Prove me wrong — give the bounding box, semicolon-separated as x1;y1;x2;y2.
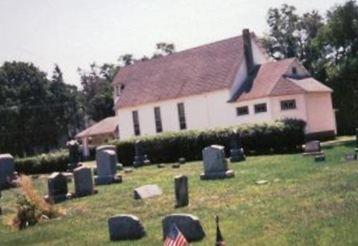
242;29;254;74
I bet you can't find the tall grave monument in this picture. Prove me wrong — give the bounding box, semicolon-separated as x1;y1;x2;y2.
95;145;122;185
0;154;15;189
229;132;246;162
133;140;150;167
66;140;81;171
200;145;234;180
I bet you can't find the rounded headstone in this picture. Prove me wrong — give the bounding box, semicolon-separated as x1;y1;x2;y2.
162;213;205;242
108;214;146;241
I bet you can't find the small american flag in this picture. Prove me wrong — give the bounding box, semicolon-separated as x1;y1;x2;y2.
164;224;188;246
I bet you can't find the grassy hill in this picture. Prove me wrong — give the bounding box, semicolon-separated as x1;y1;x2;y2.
1;141;357;245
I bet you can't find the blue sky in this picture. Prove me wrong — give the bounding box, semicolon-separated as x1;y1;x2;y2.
0;0;347;86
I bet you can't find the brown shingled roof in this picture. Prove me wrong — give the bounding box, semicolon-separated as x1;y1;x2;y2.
113;35;247;109
236;58;297;101
75;116;119;138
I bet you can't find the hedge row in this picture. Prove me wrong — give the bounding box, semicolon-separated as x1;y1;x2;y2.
113;119;306;166
14;119;306;174
15;150;69;174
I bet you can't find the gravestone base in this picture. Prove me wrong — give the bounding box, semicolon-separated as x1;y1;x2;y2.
200;169;235;180
229;148;246;162
95;175;122;185
314;154;326;162
133;156;151;168
303;151;324;156
75;189;97;198
47;193;68;204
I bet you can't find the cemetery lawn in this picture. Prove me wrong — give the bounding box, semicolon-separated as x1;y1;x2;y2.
1;141;358;245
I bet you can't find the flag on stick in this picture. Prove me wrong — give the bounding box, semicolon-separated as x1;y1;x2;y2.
164;223;188;246
215;215;226;246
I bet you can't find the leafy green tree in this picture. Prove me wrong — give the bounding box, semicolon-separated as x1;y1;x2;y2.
0;62;60;155
152;42;175;59
313;0;358;134
262;4;323;74
50;64;83;139
78;63;118;122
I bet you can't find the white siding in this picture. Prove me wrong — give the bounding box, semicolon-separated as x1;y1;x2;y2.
116;90;278;140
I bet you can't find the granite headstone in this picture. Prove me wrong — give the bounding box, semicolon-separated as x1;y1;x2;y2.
200;145;234;180
133;140;150;167
133;184;162;199
47;172;68;203
174;175;188;208
108;214;146;241
0;154;15;189
229;133;246;162
95;145;122;185
162;214;205;242
73;166;95;197
303;140;323;155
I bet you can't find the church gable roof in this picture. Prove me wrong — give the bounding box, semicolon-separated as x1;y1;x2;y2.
113;35;247;108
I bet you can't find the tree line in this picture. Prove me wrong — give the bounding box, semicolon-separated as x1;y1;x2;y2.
0;1;357;156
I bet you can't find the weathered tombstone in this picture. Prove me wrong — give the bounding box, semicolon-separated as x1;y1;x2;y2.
162;214;205;242
229;133;246;162
355;128;358;158
133;140;150;167
345;154;356;162
0;154;15;189
108;214;146;241
314;154;326;162
178;158;186;164
73;166;95;197
174;175;188;208
200;145;234;180
124;168;133;173
95;145;122;185
303;140;323;156
157;163;165;168
66;140;80;171
172;163;180;168
133;184;162;199
47;172;68;203
96;145;119;171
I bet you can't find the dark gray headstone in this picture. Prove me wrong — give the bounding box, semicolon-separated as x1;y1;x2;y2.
178;158;186;164
314;154;326;162
355;128;358;148
303;141;323;155
229;134;246;162
95;145;121;185
0;154;15;189
47;172;68;203
133;140;150;167
73;166;94;197
175;175;188;208
134;184;162;199
108;214;146;241
200;145;234;180
66;140;80;171
162;214;205;242
96;145;118;174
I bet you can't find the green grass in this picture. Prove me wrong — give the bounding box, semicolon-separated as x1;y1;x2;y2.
1;141;358;245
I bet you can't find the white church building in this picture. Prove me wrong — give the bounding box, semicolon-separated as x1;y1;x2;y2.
110;29;336;141
77;28;337;153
